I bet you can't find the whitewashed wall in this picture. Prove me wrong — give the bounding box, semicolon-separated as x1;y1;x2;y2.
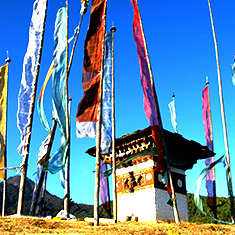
117;188;188;222
117;187;156;222
116;160;188;222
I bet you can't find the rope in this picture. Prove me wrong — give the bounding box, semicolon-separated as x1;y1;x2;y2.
0;163;26;174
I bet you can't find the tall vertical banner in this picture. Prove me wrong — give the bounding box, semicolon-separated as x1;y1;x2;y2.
231;63;235;86
17;0;47;156
168;98;177;133
101;32;112;154
43;7;68;174
76;0;107;138
130;0;165;172
202;85;215;208
0;64;8;180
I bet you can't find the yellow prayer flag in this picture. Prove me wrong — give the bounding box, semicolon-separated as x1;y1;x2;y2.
0;64;8;181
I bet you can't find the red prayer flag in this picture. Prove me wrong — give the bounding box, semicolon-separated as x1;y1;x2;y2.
130;0;165;172
76;0;106;138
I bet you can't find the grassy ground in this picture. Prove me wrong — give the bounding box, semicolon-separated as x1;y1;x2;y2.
0;217;235;234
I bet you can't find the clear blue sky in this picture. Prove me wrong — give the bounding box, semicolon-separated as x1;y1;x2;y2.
0;0;235;206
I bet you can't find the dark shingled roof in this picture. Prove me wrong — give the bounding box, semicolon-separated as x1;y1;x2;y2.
86;126;215;171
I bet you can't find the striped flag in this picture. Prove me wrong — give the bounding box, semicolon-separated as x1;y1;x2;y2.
76;0;107;138
130;0;165;172
17;0;47;156
0;64;8;180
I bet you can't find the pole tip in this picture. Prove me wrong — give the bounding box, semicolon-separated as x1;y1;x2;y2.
110;26;117;32
5;58;11;63
206;76;209;85
172;92;175;98
5;51;11;63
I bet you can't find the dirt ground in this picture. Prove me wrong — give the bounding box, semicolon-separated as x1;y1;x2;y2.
0;217;235;235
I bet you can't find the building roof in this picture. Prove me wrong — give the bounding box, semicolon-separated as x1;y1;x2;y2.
86;126;215;171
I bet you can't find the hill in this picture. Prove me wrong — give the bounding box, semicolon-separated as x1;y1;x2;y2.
0;176;234;224
0;175;103;218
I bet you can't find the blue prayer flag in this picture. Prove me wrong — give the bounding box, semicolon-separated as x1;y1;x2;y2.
17;0;47;156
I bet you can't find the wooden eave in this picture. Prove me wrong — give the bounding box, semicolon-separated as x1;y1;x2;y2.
86;126;215;171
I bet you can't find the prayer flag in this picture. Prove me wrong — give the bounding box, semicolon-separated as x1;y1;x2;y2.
100;159;111;218
101;32;112;154
0;64;8;180
202;85;215;207
168;99;177;133
52;7;67;136
38;62;55;133
76;0;107;138
131;0;165;172
17;0;47;156
194;155;233;225
231;63;235;86
43;7;68;174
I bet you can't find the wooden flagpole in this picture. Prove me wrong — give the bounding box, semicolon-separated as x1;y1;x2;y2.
135;0;180;223
64;0;70;215
2;57;11;217
39;170;47;216
67;1;88;76
207;0;235;223
63;2;89;213
17;0;48;215
206;79;217;219
110;25;117;223
94;0;107;227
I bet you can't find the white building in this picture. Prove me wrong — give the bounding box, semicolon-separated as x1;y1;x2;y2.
86;126;214;222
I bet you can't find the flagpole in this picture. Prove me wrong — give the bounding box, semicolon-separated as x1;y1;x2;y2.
39;170;47;216
110;25;117;223
68;0;88;76
2;57;11;217
135;0;180;223
94;0;107;227
17;0;48;215
64;0;70;215
207;0;235;222
206;80;217;219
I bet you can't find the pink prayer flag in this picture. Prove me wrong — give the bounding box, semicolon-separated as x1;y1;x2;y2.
130;0;165;172
202;85;215;201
